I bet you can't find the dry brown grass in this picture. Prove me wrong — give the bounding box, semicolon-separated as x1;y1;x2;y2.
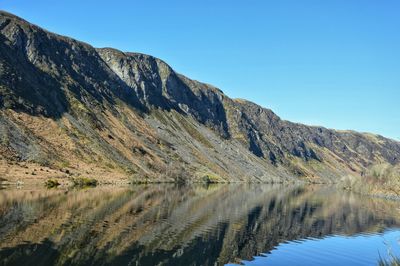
341;163;400;197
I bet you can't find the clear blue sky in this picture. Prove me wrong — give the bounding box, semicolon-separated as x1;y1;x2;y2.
2;0;399;140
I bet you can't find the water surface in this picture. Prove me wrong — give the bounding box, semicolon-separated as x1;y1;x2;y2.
0;184;399;265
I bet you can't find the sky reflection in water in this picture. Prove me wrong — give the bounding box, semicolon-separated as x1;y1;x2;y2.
0;184;399;266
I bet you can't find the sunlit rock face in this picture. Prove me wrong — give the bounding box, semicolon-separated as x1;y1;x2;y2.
0;184;399;265
1;10;400;183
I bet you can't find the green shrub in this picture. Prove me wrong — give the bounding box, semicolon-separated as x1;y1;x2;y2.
72;177;98;187
45;179;60;188
201;173;223;184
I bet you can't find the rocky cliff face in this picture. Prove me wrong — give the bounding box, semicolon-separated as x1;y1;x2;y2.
0;10;399;183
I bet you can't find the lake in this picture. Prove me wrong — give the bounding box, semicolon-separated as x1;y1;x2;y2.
0;184;399;265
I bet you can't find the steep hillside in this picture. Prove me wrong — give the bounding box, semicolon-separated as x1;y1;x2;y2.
0;11;399;184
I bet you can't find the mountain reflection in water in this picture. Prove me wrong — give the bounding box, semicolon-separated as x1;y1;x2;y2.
0;184;399;266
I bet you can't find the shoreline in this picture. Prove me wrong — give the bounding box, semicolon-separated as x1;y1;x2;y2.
2;178;399;202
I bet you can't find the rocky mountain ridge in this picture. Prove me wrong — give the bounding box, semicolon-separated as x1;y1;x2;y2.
0;10;399;184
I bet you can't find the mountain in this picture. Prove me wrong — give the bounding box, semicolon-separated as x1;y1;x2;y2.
0;10;399;184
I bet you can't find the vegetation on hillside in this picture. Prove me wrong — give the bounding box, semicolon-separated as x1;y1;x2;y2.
72;177;98;187
341;163;400;197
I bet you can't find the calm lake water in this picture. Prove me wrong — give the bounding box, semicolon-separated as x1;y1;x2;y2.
0;184;399;266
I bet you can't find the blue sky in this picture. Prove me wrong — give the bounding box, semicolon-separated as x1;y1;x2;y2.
2;0;399;140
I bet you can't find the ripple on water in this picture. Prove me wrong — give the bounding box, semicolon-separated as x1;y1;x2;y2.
236;230;400;266
0;184;400;266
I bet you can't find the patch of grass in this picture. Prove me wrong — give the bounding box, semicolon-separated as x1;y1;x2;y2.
59;161;70;168
377;240;400;266
45;179;60;188
104;162;115;169
379;259;400;266
378;254;400;266
167;163;188;184
130;178;151;184
175;115;213;149
151;110;168;125
201;172;225;183
341;163;400;197
72;177;98;187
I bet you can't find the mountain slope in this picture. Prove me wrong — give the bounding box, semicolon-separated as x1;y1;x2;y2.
0;11;399;184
